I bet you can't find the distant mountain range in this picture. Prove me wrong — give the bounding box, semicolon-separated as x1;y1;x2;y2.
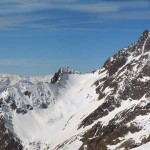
1;30;150;150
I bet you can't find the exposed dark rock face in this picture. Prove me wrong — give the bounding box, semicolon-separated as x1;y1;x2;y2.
40;103;48;109
0;117;23;150
103;50;128;77
24;91;31;98
51;68;62;84
79;104;150;150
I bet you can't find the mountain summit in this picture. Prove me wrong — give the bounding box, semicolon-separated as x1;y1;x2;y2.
51;67;80;84
1;30;150;150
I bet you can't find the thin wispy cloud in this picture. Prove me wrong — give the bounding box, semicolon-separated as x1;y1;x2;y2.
0;0;148;14
104;10;150;20
0;0;149;31
0;2;118;15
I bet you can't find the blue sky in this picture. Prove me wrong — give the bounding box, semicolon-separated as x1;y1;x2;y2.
0;0;150;76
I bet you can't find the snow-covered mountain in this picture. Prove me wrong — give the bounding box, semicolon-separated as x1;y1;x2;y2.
1;31;150;150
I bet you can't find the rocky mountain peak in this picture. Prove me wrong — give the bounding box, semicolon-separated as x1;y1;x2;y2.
103;30;150;78
51;67;80;84
142;29;149;38
136;29;150;54
78;31;150;149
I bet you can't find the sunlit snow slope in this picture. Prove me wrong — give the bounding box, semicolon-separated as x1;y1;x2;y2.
12;72;101;150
